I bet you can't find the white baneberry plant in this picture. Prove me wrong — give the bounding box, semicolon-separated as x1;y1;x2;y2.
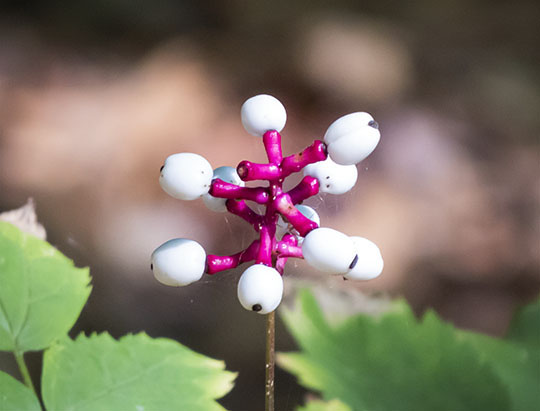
152;94;383;314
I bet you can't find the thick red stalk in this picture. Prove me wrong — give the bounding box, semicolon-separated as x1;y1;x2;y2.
263;130;283;165
275;237;303;259
206;240;260;274
210;179;269;204
280;140;327;177
226;199;264;230
257;226;273;266
275;234;298;274
274;193;318;237
237;161;281;181
287;176;320;205
206;131;324;277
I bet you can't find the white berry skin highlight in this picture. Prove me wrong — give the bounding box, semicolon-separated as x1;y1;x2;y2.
241;94;287;137
237;264;284;314
302;227;356;274
203;166;245;212
303;157;358;195
151;239;206;286
324;112;381;166
344;237;384;280
159;153;213;200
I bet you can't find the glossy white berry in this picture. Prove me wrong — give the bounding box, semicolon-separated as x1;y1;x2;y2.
151;239;206;286
303;157;358;195
276;205;321;239
203;166;245;212
344;236;384;280
160;153;213;200
302;228;356;274
241;94;287;137
324;112;380;165
237;264;283;314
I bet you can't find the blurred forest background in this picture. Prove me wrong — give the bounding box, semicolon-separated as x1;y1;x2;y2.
0;0;539;409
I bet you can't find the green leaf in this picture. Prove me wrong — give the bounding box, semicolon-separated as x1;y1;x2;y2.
0;371;41;411
42;332;236;411
0;222;91;351
506;297;540;348
460;298;540;410
278;289;512;411
297;399;352;411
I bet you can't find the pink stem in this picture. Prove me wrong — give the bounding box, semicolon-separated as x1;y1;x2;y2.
274;193;319;237
210;179;269;204
237;161;281;181
275;239;303;259
275;234;298;274
206;240;260;274
263;130;283;165
209;134;323;276
256;225;273;266
280;140;327;178
287;176;320;205
226;199;264;229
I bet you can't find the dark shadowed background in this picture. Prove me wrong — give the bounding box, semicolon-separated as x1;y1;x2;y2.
0;1;539;409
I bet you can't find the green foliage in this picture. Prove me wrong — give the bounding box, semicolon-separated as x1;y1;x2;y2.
506;298;540;347
0;221;235;410
278;290;540;411
0;371;41;411
297;399;351;411
0;221;91;351
460;298;540;410
42;333;236;411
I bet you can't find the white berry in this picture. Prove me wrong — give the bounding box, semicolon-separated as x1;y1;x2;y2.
159;153;213;200
344;237;384;280
276;205;321;239
237;264;283;314
303;157;358;195
151;239;206;286
302;227;356;274
241;94;287;137
324;112;380;165
203;166;245;212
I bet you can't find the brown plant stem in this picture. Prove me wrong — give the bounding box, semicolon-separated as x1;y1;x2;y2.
265;311;275;411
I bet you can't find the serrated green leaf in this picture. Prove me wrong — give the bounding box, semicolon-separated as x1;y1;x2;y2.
461;332;540;411
297;398;351;411
0;371;41;411
460;297;540;410
42;332;236;411
0;222;91;352
278;289;512;411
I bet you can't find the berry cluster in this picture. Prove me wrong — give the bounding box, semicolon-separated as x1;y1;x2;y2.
152;95;383;314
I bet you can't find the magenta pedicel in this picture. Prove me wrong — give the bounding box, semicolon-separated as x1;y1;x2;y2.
206;127;326;274
152;94;384;314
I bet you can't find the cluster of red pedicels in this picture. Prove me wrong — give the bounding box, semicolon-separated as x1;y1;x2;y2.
152;95;383;314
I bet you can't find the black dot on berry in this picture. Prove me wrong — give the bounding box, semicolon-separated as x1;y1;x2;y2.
368;120;379;130
326;184;330;188
252;304;262;312
150;263;153;270
160;165;164;172
349;254;359;269
326;176;330;179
